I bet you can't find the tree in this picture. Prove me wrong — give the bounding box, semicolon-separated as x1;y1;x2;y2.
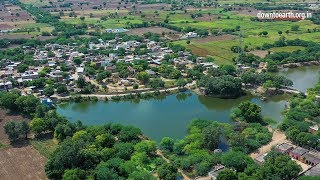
136;71;150;84
30;118;47;136
197;75;242;97
217;169;237;180
291;25;300;31
62;168;86;180
176;78;188;88
15;95;40;115
76;77;86;88
149;78;165;89
220;65;236;75
133;83;139;89
221;151;254;172
96;71;111;83
128;170;156;180
17;64;28;73
44;86;55;97
0;92;20;110
157;163;178;180
202;123;222;150
258;151;302;179
134;140;156;155
56;84;68;94
231;101;263;123
160;137;174;152
4;121;29;142
73;57;82;65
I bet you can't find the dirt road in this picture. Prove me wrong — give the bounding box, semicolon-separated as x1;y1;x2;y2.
156;149;191;180
250;129;288;159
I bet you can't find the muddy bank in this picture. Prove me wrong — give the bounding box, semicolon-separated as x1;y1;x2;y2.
279;61;320;69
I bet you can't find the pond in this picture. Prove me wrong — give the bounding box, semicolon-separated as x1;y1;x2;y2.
57;93;287;142
277;65;320;93
57;65;319;142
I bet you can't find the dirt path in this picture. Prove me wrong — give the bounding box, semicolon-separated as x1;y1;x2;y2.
52;81;196;100
250;128;288;159
156;149;191;180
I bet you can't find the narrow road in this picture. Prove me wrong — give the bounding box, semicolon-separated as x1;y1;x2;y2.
52;81;196;100
156;149;191;180
250;128;288;159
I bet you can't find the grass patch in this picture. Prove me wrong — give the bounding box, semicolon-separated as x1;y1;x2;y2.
270;46;306;52
0;141;7;149
164;80;175;88
30;135;58;158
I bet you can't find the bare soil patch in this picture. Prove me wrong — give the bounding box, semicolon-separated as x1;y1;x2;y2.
127;27;179;36
0;109;48;179
0;145;47;180
192;34;237;43
250;50;269;58
250;129;288;159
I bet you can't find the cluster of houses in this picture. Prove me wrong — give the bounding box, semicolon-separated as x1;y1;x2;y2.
255;143;320;177
0;36;219;94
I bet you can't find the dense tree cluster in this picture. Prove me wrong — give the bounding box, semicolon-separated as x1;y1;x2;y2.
261;39;320;64
45;123;167;179
241;71;293;88
162;119;271;177
4;121;29;143
197;75;243;98
231;101;263;123
238;150;302;179
280;93;320;150
0;91;40;116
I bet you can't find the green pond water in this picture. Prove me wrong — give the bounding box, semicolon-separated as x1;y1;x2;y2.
278;65;320;93
57;66;319;142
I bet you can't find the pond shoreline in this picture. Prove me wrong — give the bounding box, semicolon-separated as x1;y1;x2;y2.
278;60;320;69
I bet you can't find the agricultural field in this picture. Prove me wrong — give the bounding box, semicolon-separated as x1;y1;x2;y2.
0;108;48;180
0;146;47;180
37;1;319;65
0;2;53;38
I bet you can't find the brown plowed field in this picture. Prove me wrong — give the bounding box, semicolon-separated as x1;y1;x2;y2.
0;146;48;180
0;109;47;180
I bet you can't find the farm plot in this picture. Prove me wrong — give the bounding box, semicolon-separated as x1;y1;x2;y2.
0;146;47;180
126;27;179;36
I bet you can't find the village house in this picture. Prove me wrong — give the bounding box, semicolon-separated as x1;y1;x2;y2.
0;81;13;91
304;163;320;176
208;165;225;180
200;62;219;70
289;147;309;161
302;152;320;166
309;124;319;134
0;70;14;78
76;67;84;75
21;70;39;80
41;98;53;107
255;153;268;165
181;32;198;39
49;70;63;82
145;70;156;77
275;143;295;154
